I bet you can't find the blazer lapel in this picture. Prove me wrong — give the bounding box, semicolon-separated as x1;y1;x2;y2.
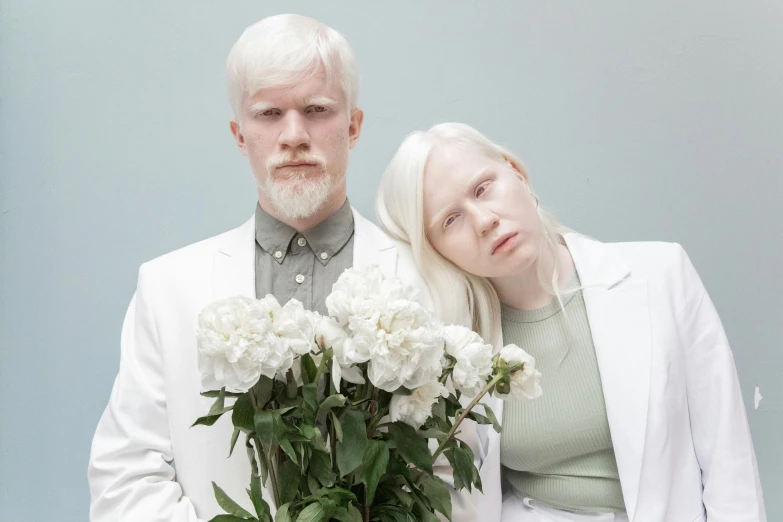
213;216;256;300
351;208;397;277
565;234;651;522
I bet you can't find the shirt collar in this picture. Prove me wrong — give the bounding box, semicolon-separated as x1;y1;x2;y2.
254;199;354;265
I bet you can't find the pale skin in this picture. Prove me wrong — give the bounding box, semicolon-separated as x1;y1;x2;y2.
423;145;575;311
229;67;364;232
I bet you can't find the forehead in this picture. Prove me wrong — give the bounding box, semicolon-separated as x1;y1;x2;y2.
423;145;500;217
244;68;345;107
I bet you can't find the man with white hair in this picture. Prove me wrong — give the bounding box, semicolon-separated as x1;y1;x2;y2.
87;14;482;522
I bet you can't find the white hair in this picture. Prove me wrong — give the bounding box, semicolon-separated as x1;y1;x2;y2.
376;123;572;342
226;14;359;119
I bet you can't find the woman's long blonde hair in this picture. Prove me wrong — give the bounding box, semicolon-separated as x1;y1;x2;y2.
376;123;571;341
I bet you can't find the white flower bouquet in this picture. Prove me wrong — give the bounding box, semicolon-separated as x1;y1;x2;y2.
194;265;541;522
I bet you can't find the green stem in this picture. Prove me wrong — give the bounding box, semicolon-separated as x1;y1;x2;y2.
313;349;331;384
256;434;281;508
414;373;505;487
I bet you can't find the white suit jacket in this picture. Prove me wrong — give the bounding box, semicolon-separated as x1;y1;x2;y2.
87;209;480;522
474;234;766;522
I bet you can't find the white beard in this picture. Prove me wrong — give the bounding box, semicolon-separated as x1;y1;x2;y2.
263;169;333;220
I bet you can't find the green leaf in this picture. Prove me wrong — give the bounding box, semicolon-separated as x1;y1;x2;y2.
317;393;346;417
211;481;255;519
359;439;389;504
232;394;255;431
420;475;452;521
392;488;414;509
192;406;234;427
416;428;448;440
459;440;482;492
412;500;441;522
229;427;241;457
209;387;227;414
466;411;492;425
254;410;285;459
329;411;343;443
301;354;318;385
248;466;271;520
336;410;369;477
309;450;336;487
278;459;301;506
274;503;292;522
387;454;412;482
296;501;326;522
480;403;501;433
430;397;446;422
307;475;320;496
247;435;268;486
388;422;433;475
330;507;353;522
279;438;298;463
314;486;357;503
318;498;337;520
210;515;257;522
201;389;244;398
443;446;474;492
302;383;319;416
347;504;363;522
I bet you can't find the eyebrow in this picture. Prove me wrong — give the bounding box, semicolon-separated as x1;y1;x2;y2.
305;96;338;107
246;97;339;115
427;166;494;230
246;102;274;114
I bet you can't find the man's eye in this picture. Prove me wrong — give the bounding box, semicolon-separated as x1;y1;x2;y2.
308;106;327;113
260;109;278;117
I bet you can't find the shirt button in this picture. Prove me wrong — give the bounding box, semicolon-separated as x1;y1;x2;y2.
295;274;305;284
297;237;307;247
320;252;329;260
273;251;283;259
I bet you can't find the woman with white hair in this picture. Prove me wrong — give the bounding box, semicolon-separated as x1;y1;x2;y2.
376;123;766;522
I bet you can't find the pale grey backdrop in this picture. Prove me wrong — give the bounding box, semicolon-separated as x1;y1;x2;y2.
1;1;781;520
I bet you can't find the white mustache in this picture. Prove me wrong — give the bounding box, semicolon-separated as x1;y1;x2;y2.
266;152;326;174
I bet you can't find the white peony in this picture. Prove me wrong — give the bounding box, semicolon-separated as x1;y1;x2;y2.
367;324;444;392
196;296;293;393
495;344;543;401
274;299;319;356
442;325;494;397
390;381;449;430
315;315;365;388
325;266;444;392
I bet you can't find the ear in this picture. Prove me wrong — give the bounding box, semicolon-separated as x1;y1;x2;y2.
229;119;248;156
347;108;364;149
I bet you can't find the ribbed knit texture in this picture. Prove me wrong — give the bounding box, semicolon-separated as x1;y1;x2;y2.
499;272;626;514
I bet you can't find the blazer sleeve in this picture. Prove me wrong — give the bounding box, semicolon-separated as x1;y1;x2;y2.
675;245;766;522
87;264;203;522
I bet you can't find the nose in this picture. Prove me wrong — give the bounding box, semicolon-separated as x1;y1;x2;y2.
278;112;310;150
469;204;499;237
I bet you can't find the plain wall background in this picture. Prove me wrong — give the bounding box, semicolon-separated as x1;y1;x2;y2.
1;1;780;520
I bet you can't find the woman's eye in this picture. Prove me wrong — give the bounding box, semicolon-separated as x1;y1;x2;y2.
476;181;490;197
445;215;457;227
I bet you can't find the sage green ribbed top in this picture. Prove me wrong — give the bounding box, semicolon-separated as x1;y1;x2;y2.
499;272;626;514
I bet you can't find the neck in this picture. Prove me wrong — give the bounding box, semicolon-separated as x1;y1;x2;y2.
489;240;575;311
257;188;347;233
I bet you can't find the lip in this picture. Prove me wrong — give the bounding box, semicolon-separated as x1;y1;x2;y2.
491;233;518;255
279;162;317;168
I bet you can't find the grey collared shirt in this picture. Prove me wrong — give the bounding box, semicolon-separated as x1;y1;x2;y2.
254;200;355;315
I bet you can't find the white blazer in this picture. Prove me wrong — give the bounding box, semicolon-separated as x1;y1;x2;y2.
474;234;766;522
87;209;480;522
